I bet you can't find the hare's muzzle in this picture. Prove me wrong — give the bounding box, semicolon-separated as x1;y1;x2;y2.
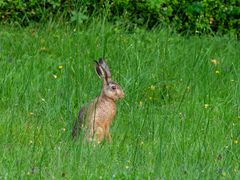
120;91;125;99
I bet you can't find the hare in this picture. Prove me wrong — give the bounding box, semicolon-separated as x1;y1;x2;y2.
72;58;125;143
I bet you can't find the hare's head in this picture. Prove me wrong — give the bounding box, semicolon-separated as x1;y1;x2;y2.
95;58;125;101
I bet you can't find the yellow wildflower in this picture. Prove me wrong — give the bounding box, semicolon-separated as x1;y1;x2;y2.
150;85;155;91
215;70;220;74
222;171;227;177
58;65;63;69
53;74;58;79
209;17;214;25
211;59;219;65
204;104;209;109
39;47;48;52
233;140;238;144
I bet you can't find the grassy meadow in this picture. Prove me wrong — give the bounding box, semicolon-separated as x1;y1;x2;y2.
0;20;239;179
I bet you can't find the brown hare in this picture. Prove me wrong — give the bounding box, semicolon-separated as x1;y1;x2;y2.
72;58;125;143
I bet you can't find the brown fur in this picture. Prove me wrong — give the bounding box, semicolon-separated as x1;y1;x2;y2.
72;107;86;138
72;59;124;143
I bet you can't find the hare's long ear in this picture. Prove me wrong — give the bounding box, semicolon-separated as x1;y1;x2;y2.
95;61;104;79
95;60;109;84
98;58;111;79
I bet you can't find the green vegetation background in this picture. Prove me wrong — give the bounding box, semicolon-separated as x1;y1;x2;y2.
1;0;240;35
0;0;240;179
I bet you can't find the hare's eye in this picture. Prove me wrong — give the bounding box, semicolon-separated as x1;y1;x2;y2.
111;86;116;90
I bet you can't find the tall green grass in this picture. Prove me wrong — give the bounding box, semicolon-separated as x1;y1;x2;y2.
0;20;239;179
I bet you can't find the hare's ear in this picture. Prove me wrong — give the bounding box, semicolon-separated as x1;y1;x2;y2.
98;58;111;79
95;60;105;79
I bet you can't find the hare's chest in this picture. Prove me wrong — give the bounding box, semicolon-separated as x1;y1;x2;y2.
97;101;116;122
89;100;115;126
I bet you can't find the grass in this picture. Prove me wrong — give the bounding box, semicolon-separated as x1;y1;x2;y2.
0;20;239;179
